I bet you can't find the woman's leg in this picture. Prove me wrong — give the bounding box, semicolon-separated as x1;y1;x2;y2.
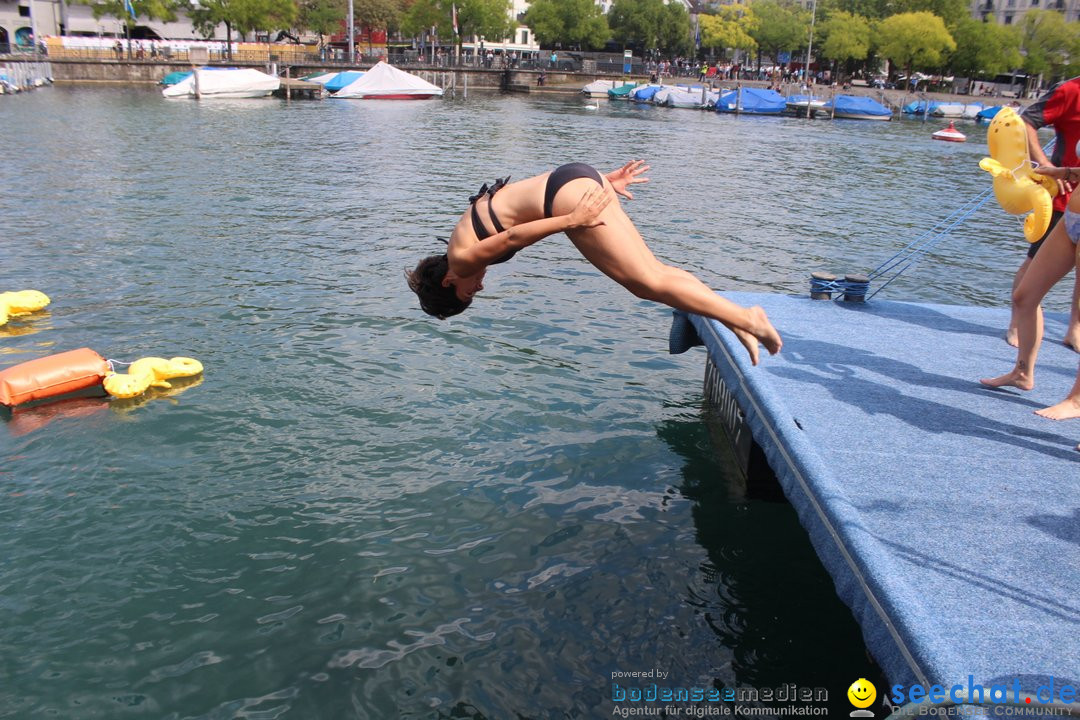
982;220;1076;390
554;178;782;364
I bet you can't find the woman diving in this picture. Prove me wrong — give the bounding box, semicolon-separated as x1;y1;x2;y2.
406;160;782;365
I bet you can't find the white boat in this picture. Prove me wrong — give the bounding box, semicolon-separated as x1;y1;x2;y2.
663;87;713;109
582;79;633;98
332;61;443;99
931;102;984;119
786;94;827;117
162;67;280;99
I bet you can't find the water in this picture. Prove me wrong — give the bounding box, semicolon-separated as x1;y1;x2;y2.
0;87;1071;719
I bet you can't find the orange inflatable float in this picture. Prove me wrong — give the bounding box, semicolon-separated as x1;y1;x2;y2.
0;348;203;408
0;348;109;407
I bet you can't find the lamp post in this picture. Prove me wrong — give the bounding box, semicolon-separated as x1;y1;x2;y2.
347;0;354;63
804;0;816;84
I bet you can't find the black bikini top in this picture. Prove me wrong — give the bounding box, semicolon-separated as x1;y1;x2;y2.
468;176;517;265
469;176;510;240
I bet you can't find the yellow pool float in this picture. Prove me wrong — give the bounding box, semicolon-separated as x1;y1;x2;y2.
978;106;1059;243
0;290;50;326
103;356;204;399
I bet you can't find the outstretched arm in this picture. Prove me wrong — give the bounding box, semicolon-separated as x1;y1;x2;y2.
606;160;650;200
449;187;612;275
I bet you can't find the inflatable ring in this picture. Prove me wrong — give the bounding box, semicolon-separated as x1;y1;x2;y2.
978;106;1059;243
0;290;50;327
103;357;204;399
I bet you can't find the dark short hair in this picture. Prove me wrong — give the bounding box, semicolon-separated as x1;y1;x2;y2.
405;254;472;319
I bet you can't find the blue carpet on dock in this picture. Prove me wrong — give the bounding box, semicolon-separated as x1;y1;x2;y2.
671;293;1079;696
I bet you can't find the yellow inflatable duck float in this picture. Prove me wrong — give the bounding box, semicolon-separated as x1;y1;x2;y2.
103;356;204;399
979;106;1059;243
0;290;50;326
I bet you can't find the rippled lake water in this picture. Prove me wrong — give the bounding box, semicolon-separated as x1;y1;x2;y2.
1;85;1072;719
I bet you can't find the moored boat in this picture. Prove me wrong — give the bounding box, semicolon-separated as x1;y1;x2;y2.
331;62;442;99
715;87;786;114
582;79;633;98
932;102;984;119
785;94;827;117
162;67;280;99
607;83;646;100
825;94;892;120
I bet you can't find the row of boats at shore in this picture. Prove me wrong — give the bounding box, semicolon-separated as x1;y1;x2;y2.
584;79;893;120
584;79;1019;123
159;61;443;99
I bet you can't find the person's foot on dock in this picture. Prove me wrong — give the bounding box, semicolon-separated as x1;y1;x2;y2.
1063;329;1079;352
980;367;1034;391
1034;396;1080;420
1005;325;1019;348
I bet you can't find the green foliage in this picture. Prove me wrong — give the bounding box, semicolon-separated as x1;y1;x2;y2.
78;0;179;25
456;0;514;42
400;0;448;37
189;0;297;39
609;0;689;53
748;0;805;59
1019;10;1075;78
354;0;399;34
887;0;966;29
948;16;1021;79
817;9;870;62
699;3;758;56
297;0;345;40
523;0;611;49
874;11;955;77
658;1;692;55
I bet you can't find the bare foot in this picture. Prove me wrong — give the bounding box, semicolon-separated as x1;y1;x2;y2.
979;368;1034;390
747;306;783;356
1064;331;1080;351
1005;326;1019;348
1034;397;1080;420
731;326;760;366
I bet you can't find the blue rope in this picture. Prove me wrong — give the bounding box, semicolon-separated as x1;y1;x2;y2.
842;277;869;299
856;136;1056;302
809;275;870;300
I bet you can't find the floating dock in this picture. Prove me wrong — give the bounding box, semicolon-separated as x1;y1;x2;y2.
671;292;1079;705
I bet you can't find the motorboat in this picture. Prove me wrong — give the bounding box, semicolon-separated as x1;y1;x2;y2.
932;102;984;119
582;79;633;98
332;62;443;99
663;87;715;109
162;67;279;98
715;87;786;114
786;94;827;117
824;94;892;120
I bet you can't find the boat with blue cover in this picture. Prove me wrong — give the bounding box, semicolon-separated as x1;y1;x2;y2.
629;84;663;103
322;71;365;93
902;99;941;115
159;70;192;87
976;105;1006;122
825;94;892;120
715;87;786;114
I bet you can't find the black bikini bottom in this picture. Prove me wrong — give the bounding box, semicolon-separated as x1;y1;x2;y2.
543;163;603;218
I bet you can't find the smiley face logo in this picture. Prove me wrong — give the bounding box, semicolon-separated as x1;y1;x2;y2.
848;678;877;709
